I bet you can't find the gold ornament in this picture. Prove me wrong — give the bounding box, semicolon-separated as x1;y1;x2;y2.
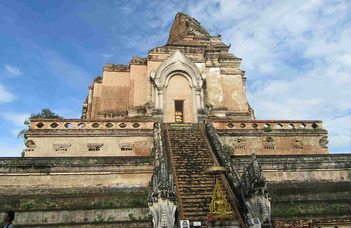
209;178;234;220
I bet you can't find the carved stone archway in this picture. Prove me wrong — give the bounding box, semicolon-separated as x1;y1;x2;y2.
150;50;206;122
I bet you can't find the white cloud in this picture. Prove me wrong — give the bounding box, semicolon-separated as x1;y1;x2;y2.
102;53;113;59
2;0;348;153
1;112;29;127
340;54;351;68
113;0;143;14
4;64;22;76
116;32;169;54
53;108;81;119
0;83;16;103
10;129;22;138
330;135;350;148
42;50;91;87
76;0;351;153
184;0;350;152
260;81;290;95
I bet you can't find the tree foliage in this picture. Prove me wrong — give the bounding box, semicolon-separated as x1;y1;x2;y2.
28;109;63;119
17;109;63;140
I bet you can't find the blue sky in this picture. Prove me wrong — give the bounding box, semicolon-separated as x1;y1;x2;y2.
0;0;350;156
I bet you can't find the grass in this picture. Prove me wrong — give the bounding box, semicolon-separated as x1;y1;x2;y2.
263;126;272;132
23;201;33;210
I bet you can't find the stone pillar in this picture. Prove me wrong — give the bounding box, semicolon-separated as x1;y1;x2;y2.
200;88;205;109
159;88;164;121
155;87;159;109
196;88;202;109
87;86;94;119
158;89;164;107
192;87;198;123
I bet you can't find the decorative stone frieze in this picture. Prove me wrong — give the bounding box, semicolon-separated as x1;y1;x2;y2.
263;137;275;150
234;138;246;150
118;139;134;150
53;143;71;152
292;137;303;149
87;143;103;151
319;136;329;149
25;140;36;148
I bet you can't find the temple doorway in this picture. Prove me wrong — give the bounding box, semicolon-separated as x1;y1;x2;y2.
174;100;184;122
165;75;194;123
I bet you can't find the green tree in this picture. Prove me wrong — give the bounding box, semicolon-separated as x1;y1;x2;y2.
17;109;63;140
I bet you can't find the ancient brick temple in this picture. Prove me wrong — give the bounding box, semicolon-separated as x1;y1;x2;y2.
1;13;350;227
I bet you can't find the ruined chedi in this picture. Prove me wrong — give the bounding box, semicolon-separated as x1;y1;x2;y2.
0;12;349;228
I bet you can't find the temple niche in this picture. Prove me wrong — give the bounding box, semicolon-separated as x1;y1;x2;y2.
9;12;349;228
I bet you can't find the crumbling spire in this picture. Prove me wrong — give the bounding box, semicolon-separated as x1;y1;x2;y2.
167;12;210;45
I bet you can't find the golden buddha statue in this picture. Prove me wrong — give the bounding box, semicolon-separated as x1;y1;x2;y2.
209;179;234;219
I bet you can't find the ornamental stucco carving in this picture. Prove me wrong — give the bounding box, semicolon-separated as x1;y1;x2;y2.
150;50;206;89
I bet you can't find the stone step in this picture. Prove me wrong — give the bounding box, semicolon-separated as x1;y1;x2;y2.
174;165;213;168
182;211;208;217
177;179;214;184
173;160;212;163
166;125;236;222
173;156;212;160
180;190;213;195
177;178;213;183
177;173;213;177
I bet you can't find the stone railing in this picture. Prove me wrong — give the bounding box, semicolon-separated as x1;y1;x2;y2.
204;122;241;187
29;119;154;130
210;120;323;130
204;123;272;227
148;122;178;228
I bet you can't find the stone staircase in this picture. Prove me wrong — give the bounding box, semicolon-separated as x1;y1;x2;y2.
165;123;236;223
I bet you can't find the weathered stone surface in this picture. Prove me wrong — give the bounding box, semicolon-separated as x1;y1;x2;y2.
269;182;351;227
167;12;210;45
81;12;250;121
7;12;350;228
0;186;151;227
232;154;351;182
0;157;153;188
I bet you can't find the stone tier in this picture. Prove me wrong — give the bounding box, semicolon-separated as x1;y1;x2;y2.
270;182;351;227
0;157;153;188
231;154;351;182
0;157;155;227
0;186;151;227
232;154;351;227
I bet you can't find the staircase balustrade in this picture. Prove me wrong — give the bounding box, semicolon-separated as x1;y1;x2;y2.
204;122;272;227
148;122;178;228
199;123;247;227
